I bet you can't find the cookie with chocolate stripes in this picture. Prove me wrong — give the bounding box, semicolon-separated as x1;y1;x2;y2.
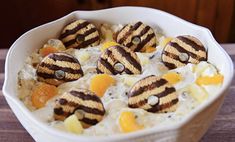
97;45;142;75
116;21;157;52
128;75;178;113
54;89;105;128
60;20;100;49
161;35;207;69
36;53;83;86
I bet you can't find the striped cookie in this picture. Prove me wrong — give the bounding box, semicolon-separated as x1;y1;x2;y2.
161;35;207;69
116;21;157;52
36;53;83;86
54;89;105;128
97;45;142;75
60;20;100;49
128;75;178;113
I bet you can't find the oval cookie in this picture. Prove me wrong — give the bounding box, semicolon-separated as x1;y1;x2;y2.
54;89;105;128
161;35;207;69
36;52;83;86
60;20;100;49
128;75;178;113
116;21;157;52
97;45;142;75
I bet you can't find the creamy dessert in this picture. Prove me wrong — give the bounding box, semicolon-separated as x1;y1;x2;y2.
17;20;224;136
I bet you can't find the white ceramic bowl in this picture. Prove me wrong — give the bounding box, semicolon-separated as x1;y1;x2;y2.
3;7;234;142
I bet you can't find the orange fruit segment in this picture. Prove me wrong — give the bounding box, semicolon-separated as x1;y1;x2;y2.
162;72;182;84
39;46;59;57
196;74;224;86
141;46;156;53
90;74;116;97
119;111;144;133
145;46;156;53
31;83;58;109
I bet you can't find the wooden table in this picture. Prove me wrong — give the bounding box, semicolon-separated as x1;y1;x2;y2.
0;44;235;142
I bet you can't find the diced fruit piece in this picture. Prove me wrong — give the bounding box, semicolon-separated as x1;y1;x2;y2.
193;61;209;75
100;41;119;52
39;39;66;57
196;74;224;86
137;53;150;65
39;46;59;57
119;111;143;133
145;46;156;53
31;83;58;109
160;37;173;47
64;114;83;134
189;83;208;103
75;50;90;64
141;46;156;53
122;75;139;87
162;72;182;84
90;74;116;97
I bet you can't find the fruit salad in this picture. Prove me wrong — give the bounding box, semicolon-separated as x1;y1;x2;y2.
17;20;224;136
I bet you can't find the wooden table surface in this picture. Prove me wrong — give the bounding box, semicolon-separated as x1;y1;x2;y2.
0;44;235;142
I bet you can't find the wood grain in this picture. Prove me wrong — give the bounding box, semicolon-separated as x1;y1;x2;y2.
196;0;218;32
110;0;198;22
214;0;234;42
0;45;235;142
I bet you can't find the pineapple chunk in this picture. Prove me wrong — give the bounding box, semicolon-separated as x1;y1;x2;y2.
122;75;139;86
189;84;209;103
64;114;83;134
75;50;90;64
160;37;173;47
162;72;182;84
119;111;143;133
136;53;150;66
100;41;119;52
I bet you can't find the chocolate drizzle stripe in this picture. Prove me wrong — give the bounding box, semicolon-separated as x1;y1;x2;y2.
76;36;99;49
63;28;98;47
40;62;83;75
163;51;188;64
115;46;142;71
54;107;64;115
129;87;175;108
152;43;157;48
60;21;90;39
37;72;79;81
129;78;168;97
116;25;128;41
147;98;178;112
161;61;177;69
132;21;143;30
124;67;134;74
169;42;199;59
118;22;143;44
98;58;116;75
125;25;151;47
96;67;102;74
80;117;99;125
135;33;155;52
117;25;131;44
66;101;105;115
70;90;102;103
36;72;54;79
155;87;176;98
48;54;79;63
177;36;205;51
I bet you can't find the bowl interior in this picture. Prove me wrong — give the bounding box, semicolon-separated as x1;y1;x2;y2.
3;6;234;141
